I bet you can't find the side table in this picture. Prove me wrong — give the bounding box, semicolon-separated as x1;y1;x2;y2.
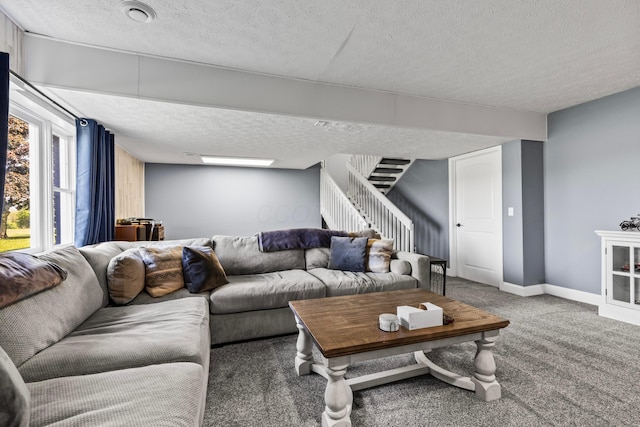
427;256;447;295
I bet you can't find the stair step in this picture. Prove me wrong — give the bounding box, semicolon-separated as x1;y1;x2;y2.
373;167;404;174
373;183;392;189
380;158;411;165
369;176;396;182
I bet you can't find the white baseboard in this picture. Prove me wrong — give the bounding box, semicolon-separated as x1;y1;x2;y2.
499;282;601;306
543;283;602;306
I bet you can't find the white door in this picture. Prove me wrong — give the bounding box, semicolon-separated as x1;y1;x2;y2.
450;147;503;287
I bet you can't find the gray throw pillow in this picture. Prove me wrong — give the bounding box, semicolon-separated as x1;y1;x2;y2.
328;236;368;272
0;346;30;427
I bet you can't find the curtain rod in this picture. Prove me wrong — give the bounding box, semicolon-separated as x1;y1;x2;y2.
9;69;80;121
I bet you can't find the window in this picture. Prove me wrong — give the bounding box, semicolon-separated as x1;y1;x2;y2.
1;77;76;253
52;132;74;245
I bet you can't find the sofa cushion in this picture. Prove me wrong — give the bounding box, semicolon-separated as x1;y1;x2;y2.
209;270;326;314
366;239;394;273
78;242;126;307
0;346;30;427
182;246;228;293
328;236;368;272
305;247;330;269
0;252;67;309
140;246;185;297
213;235;305;275
0;246;103;367
115;237;212;251
106;248;145;305
390;259;412;276
18;298;209;382
27;363;203;427
308;268;418;297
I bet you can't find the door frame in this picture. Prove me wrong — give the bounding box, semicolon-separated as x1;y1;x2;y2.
448;146;503;285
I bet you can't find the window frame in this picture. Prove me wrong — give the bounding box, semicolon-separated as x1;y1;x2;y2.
7;77;76;253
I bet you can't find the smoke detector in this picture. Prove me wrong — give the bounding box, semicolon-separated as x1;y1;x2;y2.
121;1;157;23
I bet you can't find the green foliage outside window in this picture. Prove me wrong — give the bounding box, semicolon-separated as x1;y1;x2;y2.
1;115;30;251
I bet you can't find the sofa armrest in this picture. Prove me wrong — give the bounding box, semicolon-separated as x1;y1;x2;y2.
394;251;431;289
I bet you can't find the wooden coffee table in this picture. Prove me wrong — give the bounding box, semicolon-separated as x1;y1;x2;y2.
289;289;510;427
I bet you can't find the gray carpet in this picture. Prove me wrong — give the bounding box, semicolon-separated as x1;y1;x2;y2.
204;278;640;426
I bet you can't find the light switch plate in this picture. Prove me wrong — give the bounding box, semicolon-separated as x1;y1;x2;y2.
508;207;514;216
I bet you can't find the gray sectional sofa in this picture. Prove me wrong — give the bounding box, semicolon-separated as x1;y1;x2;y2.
0;233;431;426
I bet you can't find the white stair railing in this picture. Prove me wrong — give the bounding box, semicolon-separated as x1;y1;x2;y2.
349;154;382;178
346;162;415;253
320;168;369;232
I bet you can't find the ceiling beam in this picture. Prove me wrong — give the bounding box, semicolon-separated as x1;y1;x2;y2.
23;34;547;141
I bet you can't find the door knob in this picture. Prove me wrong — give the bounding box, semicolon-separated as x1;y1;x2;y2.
456;223;462;227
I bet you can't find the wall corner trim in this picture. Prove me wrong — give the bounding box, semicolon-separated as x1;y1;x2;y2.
500;282;545;297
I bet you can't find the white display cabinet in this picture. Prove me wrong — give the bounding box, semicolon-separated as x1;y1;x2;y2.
595;230;640;326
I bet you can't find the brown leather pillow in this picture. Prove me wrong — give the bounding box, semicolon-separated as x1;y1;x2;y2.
0;252;68;309
107;248;145;304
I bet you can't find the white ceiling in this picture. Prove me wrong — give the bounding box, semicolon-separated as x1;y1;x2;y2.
2;0;640;168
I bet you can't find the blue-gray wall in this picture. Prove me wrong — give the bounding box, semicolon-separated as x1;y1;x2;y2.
145;163;321;239
545;86;640;294
502;141;525;284
502;140;545;286
387;160;449;260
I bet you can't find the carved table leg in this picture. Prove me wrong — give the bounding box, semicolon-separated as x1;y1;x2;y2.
294;316;313;376
322;363;352;427
471;330;501;401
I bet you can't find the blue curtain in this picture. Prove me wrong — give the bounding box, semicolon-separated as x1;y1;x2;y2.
75;118;115;247
0;53;9;230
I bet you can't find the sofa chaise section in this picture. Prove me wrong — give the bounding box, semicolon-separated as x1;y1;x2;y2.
18;297;210;383
0;244;211;426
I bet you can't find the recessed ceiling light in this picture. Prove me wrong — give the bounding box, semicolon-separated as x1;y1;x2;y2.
201;156;275;167
313;120;371;134
120;1;157;23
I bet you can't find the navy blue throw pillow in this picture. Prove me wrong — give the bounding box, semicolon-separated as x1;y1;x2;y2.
182;246;228;293
327;236;368;272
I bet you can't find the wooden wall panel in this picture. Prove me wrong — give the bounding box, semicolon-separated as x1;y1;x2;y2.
0;12;24;74
115;145;145;220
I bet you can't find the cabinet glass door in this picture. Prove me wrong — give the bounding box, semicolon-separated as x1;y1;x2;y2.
612;275;630;303
635;278;640;306
612;245;630;272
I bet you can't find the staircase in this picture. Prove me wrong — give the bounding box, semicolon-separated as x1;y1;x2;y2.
348;155;413;194
320;155;415;253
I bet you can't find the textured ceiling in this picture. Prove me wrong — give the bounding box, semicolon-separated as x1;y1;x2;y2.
2;0;640;167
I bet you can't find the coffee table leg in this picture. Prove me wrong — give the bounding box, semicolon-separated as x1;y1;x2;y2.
295;315;314;376
471;330;501;401
323;362;352;427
